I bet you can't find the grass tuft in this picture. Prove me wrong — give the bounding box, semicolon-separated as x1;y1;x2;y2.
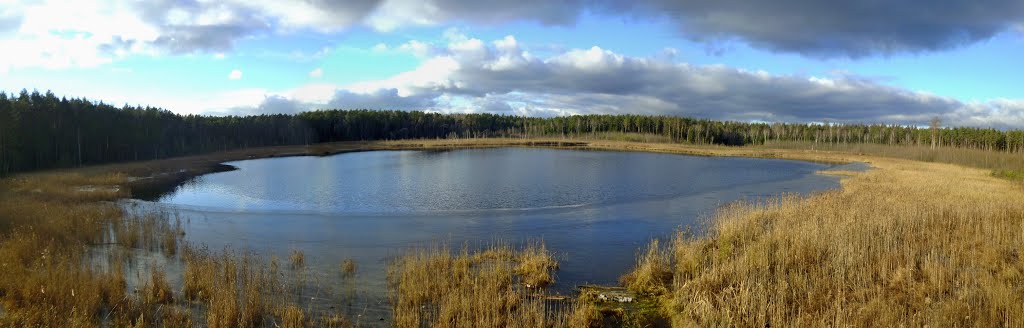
340;258;357;278
289;249;305;271
620;239;673;296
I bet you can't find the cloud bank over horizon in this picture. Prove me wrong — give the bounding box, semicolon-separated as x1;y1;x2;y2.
205;33;1024;129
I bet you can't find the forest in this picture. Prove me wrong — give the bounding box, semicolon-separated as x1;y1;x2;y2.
2;89;1024;176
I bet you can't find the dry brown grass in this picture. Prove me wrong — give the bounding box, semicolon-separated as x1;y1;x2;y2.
0;173;170;327
0;171;320;327
388;242;569;327
8;137;1024;327
0;173;198;325
279;304;307;328
319;313;355;327
628;157;1024;326
620;239;673;296
515;241;559;288
569;292;603;328
142;265;173;305
181;246;304;327
761;140;1024;175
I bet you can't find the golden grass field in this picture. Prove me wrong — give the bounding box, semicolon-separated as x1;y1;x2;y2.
1;137;1022;327
624;155;1024;327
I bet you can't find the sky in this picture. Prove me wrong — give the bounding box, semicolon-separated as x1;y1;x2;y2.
1;1;1024;129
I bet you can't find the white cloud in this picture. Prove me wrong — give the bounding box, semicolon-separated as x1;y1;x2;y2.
228;69;242;80
289;83;337;104
309;67;323;78
347;56;460;96
398;40;434;57
550;46;626;71
0;1;146;71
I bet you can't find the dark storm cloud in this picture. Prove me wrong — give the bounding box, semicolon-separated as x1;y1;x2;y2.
428;0;585;26
393;0;1024;56
609;0;1024;57
117;0;1024;57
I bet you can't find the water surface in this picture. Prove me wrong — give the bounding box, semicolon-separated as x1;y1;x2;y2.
139;148;842;318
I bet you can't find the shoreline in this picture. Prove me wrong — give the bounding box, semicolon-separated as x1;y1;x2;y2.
5;137;1022;326
38;138;869;198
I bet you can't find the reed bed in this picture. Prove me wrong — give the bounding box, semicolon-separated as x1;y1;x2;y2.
0;173;329;327
624;157;1024;326
0;173;129;326
387;242;573;328
761;140;1024;177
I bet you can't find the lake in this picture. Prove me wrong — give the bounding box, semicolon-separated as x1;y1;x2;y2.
134;147;843;318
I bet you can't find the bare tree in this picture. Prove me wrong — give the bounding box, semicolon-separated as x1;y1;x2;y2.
930;116;942;149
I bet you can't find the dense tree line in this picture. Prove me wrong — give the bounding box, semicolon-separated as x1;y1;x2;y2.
2;89;1023;176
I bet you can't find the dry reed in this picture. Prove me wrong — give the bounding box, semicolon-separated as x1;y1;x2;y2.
0;172;318;327
620;239;673;296
388;242;570;327
628;157;1024;326
289;248;305;270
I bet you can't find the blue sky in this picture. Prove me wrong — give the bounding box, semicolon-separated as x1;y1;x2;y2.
1;1;1023;128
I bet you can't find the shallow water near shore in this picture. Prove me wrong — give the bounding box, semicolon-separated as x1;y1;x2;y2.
129;147;844;320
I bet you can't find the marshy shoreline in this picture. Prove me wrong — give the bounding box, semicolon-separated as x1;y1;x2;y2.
3;138;1023;327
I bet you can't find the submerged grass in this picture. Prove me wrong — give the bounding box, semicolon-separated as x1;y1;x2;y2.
289;248;305;270
340;258;357;278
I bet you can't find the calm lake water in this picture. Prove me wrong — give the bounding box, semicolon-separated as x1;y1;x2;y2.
134;147;843;318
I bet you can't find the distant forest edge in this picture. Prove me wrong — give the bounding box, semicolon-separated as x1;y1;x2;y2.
2;89;1024;175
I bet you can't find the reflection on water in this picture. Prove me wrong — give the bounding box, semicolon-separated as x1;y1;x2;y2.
135;148;842;319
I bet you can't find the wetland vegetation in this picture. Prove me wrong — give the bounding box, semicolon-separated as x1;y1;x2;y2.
2;92;1024;327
